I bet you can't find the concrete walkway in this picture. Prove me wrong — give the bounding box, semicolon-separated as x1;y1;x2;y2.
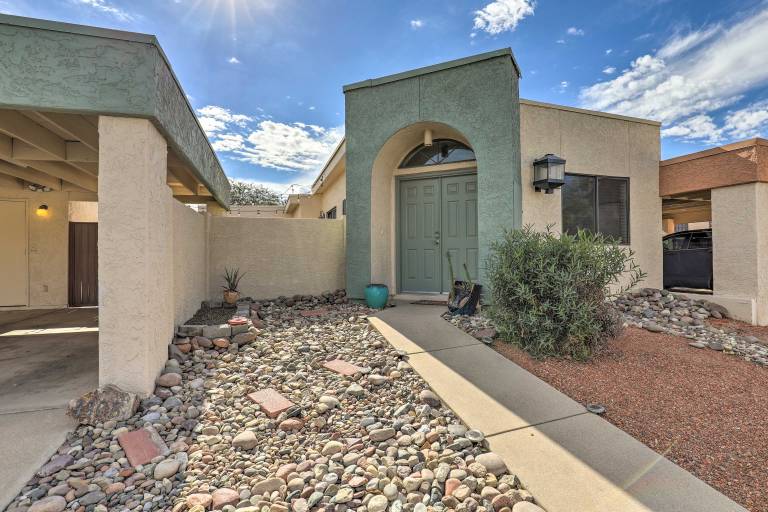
0;308;98;510
371;302;746;512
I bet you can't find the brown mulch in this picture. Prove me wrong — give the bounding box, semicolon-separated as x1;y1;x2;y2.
492;328;768;512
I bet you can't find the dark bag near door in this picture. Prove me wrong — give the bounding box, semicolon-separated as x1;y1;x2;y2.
448;281;482;315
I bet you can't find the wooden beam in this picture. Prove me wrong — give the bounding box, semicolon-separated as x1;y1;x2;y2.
197;184;212;196
0;160;61;190
167;165;198;195
11;140;98;163
175;194;219;204
0;133;10;159
0;111;66;160
19;160;97;192
35;112;99;151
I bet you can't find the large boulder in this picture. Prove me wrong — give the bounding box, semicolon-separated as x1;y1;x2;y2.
66;385;139;426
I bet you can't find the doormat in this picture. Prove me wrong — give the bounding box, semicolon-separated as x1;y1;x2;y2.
410;300;448;306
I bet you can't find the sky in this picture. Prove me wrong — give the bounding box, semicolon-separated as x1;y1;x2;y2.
2;0;768;195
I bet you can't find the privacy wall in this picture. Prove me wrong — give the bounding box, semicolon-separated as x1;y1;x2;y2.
208;217;346;300
172;200;208;326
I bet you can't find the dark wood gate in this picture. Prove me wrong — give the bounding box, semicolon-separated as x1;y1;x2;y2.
68;222;98;307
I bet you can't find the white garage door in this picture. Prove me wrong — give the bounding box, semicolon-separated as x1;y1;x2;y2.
0;199;28;306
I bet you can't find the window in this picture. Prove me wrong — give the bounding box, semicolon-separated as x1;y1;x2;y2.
399;139;475;168
687;231;712;249
562;174;629;244
326;207;337;219
663;234;688;251
342;198;347;216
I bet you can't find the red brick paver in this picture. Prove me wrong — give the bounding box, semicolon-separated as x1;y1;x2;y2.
247;388;295;418
323;359;364;376
118;427;169;467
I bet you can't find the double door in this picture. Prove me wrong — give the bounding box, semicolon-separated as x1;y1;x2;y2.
399;174;478;293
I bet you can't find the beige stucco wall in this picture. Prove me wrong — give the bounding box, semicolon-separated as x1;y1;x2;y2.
208;217;345;299
289;194;323;219
0;179;70;308
520;101;663;289
68;200;98;222
172;200;208;326
712;182;768;325
98;116;174;394
320;171;346;217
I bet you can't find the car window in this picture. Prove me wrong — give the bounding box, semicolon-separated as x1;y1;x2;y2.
663;234;689;251
688;232;712;249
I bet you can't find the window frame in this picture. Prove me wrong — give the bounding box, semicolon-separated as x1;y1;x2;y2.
325;206;337;219
562;173;631;245
399;139;476;169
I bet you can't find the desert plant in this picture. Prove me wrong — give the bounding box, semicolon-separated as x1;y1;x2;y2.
222;267;246;292
485;225;645;360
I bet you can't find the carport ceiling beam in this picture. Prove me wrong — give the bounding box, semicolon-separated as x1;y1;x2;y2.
0;159;61;190
34;112;99;152
11;140;98;163
18;160;97;192
167;166;198;195
0;111;67;160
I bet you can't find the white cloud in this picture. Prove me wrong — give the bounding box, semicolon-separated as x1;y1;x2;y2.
605;48;613;55
73;0;133;21
410;19;424;29
723;101;768;139
567;27;584;36
555;39;565;44
558;81;569;93
579;8;768;142
602;66;616;75
228;56;241;64
196;105;343;174
473;0;535;35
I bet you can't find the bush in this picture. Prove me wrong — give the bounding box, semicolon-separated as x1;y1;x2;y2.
486;225;645;359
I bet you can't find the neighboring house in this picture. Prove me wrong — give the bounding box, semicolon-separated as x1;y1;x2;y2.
660;138;768;325
223;204;286;218
283;49;663;298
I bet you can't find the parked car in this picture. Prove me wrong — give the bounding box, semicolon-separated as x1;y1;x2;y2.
662;229;713;290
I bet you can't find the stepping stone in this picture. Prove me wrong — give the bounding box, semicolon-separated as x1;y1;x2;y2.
118;427;169;467
323;359;364;376
300;308;328;318
247;388;295;418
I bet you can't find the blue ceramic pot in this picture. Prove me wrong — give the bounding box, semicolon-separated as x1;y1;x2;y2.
365;283;389;309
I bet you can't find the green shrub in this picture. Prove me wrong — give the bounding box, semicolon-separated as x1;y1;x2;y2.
485;225;645;359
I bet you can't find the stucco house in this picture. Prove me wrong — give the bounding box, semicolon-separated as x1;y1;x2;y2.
284;49;663;298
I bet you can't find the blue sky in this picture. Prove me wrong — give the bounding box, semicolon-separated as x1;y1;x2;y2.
3;0;768;194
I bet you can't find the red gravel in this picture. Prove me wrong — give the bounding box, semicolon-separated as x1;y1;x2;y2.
492;327;768;511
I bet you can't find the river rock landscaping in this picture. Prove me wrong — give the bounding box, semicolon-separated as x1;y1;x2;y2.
6;295;544;512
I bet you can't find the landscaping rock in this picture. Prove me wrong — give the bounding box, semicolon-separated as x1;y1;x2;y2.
66;385;139;425
202;323;231;338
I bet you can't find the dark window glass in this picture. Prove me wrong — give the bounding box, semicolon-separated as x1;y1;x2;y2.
326;207;337;219
687;232;712;249
400;139;475;168
342;198;347;216
563;175;596;234
562;174;629;244
598;177;628;243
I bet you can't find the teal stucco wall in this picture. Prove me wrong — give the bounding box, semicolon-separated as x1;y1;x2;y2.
0;15;230;206
343;49;522;298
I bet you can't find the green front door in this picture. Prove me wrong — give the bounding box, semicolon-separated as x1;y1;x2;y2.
399;174;478;293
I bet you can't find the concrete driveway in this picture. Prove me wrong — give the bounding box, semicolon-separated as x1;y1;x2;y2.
0;308;98;510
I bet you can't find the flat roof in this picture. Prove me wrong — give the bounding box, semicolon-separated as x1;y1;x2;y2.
343;48;521;92
661;137;768;166
520;99;661;127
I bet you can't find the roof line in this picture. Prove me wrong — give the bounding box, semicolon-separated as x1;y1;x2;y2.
0;13;228;198
661;137;768;166
343;48;520;93
520;99;661;126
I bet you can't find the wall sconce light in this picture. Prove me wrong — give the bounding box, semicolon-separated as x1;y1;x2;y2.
533;154;566;194
424;128;433;147
36;204;50;217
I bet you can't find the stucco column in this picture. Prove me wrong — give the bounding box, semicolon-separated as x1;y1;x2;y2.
711;183;768;325
98;116;174;394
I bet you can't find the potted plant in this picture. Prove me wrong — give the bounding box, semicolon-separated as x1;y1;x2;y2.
365;283;389;309
446;253;482;315
222;267;245;305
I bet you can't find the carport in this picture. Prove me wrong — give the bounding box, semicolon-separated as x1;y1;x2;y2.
0;14;231;396
660;138;768;325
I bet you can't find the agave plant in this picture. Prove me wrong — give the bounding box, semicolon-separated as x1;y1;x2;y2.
221;267;246;293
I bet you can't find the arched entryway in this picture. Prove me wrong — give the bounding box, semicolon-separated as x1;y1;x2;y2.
370;122;478;295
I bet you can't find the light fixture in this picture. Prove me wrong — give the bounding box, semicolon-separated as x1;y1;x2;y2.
424;128;433;147
36;204;49;217
533;153;566;194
